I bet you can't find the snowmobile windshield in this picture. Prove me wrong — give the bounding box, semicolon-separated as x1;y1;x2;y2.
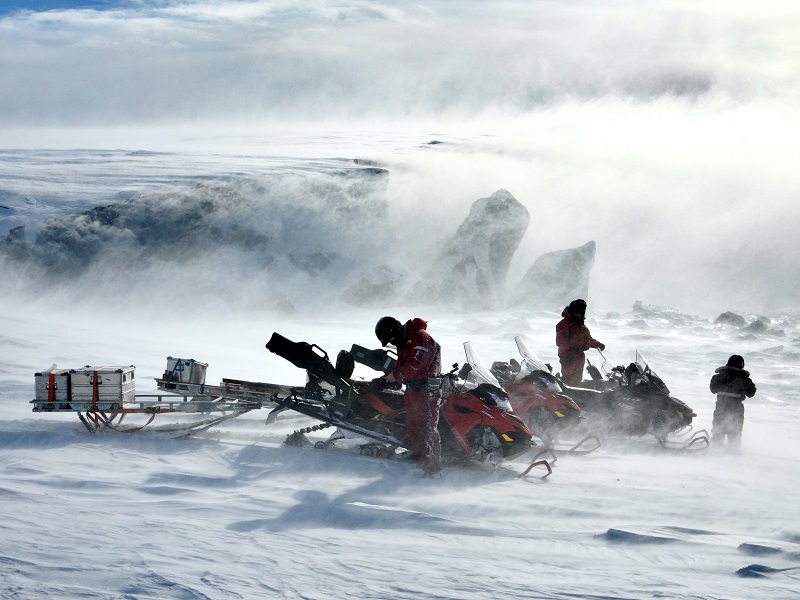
513;336;562;390
463;342;503;388
463;343;514;410
632;350;670;394
514;336;550;373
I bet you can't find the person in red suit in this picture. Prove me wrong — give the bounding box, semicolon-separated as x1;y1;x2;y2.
555;299;605;386
375;316;442;475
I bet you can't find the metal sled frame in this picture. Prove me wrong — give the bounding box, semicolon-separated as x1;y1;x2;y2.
32;377;293;435
73;394;257;435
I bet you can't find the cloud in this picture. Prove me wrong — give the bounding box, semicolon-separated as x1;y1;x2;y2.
0;0;798;125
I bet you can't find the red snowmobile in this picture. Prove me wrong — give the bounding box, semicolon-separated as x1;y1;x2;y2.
512;336;708;450
480;344;585;449
265;333;537;469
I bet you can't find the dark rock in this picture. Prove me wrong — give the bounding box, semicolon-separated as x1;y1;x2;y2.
715;312;747;327
744;319;768;334
0;225;31;262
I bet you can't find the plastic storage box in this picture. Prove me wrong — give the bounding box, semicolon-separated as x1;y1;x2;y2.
33;365;135;411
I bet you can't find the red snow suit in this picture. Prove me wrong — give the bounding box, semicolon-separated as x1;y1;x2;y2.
392;318;442;474
555;309;602;386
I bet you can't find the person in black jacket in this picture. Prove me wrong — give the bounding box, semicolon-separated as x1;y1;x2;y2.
710;354;756;446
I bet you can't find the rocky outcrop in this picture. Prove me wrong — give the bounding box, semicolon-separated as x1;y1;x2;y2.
0;171;390;280
432;189;529;309
629;300;704;326
743;319;768;334
341;190;600;312
714;312;747;327
2;175;605;315
715;312;770;334
512;241;596;308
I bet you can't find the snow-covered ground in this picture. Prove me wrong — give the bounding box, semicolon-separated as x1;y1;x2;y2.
2;301;799;599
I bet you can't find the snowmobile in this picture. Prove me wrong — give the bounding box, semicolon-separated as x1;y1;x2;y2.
264;333;538;470
482;346;586;449
512;336;709;450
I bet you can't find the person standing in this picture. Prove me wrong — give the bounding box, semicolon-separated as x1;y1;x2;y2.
555;299;605;386
710;354;756;446
375;316;442;475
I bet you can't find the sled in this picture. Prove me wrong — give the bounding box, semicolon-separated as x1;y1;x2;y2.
62;392;263;434
74;398;254;435
33;368;293;434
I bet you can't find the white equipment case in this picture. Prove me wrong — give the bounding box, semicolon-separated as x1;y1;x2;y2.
33;365;136;411
33;369;72;405
163;357;208;385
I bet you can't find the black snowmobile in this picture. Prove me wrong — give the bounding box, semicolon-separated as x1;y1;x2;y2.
513;336;709;450
264;333;538;470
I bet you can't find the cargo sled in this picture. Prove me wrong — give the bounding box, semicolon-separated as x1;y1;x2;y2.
32;359;290;435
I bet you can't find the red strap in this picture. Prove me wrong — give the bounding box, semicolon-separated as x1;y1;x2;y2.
48;372;55;403
92;369;99;409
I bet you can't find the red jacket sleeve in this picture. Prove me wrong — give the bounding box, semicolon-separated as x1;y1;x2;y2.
585;328;602;350
556;319;600;354
394;330;438;383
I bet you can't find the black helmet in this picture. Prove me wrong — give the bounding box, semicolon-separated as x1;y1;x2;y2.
375;316;402;347
568;299;587;316
727;354;745;369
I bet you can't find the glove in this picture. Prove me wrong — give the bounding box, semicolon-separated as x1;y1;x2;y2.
597;343;606;351
370;377;400;391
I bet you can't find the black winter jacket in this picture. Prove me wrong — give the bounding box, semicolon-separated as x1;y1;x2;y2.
709;366;756;400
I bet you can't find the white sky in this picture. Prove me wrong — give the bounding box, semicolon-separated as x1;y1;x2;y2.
1;0;799;314
1;0;799;126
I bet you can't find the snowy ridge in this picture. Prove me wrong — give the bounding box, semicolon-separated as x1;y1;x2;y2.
0;152;396;313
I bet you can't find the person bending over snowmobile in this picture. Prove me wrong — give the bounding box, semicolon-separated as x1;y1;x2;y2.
710;354;756;447
555;299;605;386
375;316;442;475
